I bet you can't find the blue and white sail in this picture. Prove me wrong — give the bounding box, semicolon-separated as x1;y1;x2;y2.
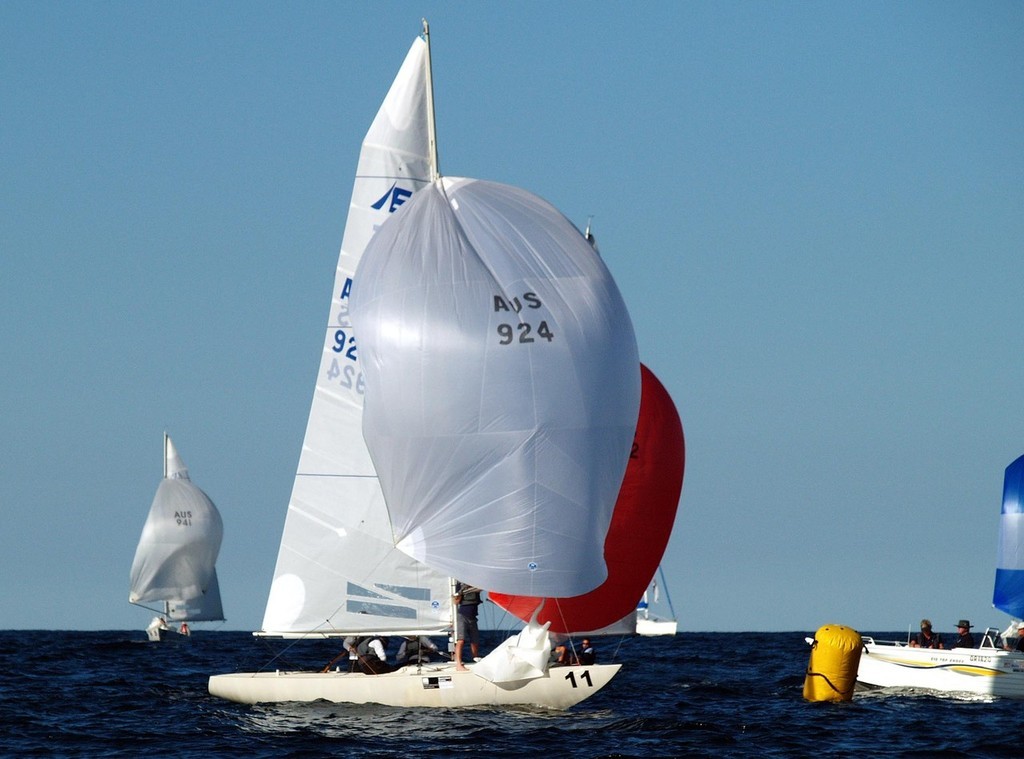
260;32;451;636
994;453;1024;619
349;177;640;598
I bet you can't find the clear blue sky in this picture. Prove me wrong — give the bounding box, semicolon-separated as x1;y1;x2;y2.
2;2;1022;633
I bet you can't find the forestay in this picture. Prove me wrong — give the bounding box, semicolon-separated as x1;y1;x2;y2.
260;35;450;636
349;176;641;598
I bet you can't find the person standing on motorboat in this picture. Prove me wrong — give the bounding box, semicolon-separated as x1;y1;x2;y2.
909;619;944;648
952;619;975;648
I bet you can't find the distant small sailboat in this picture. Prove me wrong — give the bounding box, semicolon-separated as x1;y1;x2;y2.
129;433;224;641
636;566;678;636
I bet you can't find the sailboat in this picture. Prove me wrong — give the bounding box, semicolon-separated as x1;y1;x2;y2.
636;566;678;636
129;433;224;641
856;453;1024;699
209;22;642;708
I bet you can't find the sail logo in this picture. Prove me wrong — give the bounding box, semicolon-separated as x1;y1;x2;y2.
493;293;542;313
371;182;413;213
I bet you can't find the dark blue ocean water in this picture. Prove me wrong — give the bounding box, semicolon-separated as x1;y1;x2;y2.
2;630;1019;757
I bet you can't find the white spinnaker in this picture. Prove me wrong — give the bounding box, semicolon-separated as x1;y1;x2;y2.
261;35;451;636
129;437;224;621
350;177;641;598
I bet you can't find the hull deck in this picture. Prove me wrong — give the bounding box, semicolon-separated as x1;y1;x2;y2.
209;661;621;709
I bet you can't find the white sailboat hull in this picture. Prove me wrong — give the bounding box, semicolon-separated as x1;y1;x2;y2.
209;662;620;709
636;618;677;636
858;640;1024;699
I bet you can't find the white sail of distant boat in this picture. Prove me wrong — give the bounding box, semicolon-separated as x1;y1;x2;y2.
636;566;678;636
129;433;224;641
209;21;644;708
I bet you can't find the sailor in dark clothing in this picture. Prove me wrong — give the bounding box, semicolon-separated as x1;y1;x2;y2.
454;581;483;671
577;638;596;665
396;635;440;665
909;619;943;649
952;619;975;649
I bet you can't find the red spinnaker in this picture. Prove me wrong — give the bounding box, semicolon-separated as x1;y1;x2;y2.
489;363;684;632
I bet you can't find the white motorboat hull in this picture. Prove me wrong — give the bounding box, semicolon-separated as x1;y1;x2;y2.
636;618;677;636
209;662;620;708
858;640;1024;699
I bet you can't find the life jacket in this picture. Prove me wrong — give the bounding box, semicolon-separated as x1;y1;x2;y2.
355;636;389;656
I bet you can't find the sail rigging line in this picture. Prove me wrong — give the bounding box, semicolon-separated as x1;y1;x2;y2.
130;601;169;616
657;566;678;621
252;634;317;673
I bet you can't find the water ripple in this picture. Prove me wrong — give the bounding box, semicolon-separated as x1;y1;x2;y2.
1;630;1021;757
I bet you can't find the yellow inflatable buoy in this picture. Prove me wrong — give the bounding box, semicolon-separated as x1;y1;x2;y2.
803;624;862;702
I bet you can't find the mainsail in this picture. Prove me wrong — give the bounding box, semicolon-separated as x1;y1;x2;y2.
490;364;684;631
260;34;450;636
994;453;1024;619
129;434;224;622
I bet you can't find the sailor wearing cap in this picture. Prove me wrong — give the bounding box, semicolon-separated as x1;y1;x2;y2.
952;619;975;649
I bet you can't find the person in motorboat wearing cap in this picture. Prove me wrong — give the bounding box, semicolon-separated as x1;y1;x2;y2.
909;619;944;648
952;619;975;648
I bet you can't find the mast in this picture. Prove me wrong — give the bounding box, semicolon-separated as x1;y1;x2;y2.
422;18;440;181
162;431;168;479
658;565;678;621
